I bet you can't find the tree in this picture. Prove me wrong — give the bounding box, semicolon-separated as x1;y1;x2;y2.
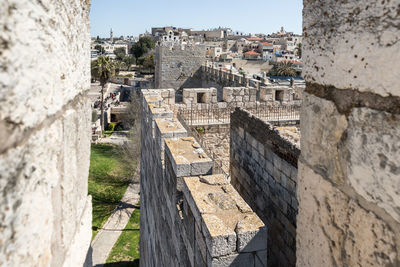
122;55;136;70
268;61;297;77
142;54;155;70
130;36;155;64
94;44;105;55
114;47;126;61
138;36;155;50
113;60;126;75
91;56;115;132
295;43;302;58
276;61;296;77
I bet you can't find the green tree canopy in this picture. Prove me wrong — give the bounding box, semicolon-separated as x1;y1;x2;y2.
113;60;126;75
130;36;155;63
94;44;105;54
268;61;297;77
114;47;126;61
91;56;115;86
91;56;115;132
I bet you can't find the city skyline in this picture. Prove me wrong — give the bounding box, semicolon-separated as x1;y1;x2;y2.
90;0;302;37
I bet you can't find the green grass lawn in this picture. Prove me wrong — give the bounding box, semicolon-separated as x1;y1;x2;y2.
106;207;140;267
89;144;133;239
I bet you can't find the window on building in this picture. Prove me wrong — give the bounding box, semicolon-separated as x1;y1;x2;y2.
197;93;206;103
275;90;285;101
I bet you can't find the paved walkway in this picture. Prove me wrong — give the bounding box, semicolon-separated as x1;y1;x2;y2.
91;172;140;267
97;131;129;146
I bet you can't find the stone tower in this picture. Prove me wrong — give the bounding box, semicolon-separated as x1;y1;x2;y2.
110;28;114;43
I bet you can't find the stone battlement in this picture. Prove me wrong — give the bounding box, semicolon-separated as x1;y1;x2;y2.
140;90;267;266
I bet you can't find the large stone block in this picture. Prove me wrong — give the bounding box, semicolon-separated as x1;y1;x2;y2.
300;92;348;184
60;97;91;246
208;252;255;267
236;214;267;252
297;162;398;267
202;214;237;257
165;137;212;178
0;117;62;265
342;108;400;222
0;0;90;140
303;0;400;97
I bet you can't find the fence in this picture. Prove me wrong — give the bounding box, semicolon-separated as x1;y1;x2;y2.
177;112;230;179
178;104;300;126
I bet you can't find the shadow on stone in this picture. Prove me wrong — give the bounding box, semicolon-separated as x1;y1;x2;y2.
98;259;140;267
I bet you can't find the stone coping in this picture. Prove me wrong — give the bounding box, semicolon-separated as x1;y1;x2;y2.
148;103;173;117
165;137;213;177
155;118;187;138
183;175;267;257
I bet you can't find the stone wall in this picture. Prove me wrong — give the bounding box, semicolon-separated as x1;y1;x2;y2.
230;108;300;267
140;90;268;266
183;88;218;105
298;0;400;266
0;1;92;266
155;44;206;90
223;87;257;104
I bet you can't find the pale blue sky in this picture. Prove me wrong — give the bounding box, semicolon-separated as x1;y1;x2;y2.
90;0;303;37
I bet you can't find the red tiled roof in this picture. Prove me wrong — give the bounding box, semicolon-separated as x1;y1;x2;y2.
260;42;273;46
247;38;263;41
244;50;260;55
282;59;302;65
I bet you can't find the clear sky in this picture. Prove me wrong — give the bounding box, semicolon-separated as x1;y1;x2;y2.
90;0;302;38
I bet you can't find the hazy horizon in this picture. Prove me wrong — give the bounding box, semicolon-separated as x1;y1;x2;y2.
90;0;302;38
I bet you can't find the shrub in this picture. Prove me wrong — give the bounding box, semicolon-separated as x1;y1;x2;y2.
107;122;116;131
115;122;124;131
196;127;205;134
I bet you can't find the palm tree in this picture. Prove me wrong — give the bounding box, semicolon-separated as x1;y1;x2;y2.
276;61;296;77
113;60;126;76
91;56;115;132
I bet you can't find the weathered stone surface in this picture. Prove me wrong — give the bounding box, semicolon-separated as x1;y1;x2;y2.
303;0;400;97
0;1;91;264
208;252;255;267
155;44;205;89
297;163;398;267
0;120;62;266
62;196;92;267
0;0;91;138
202;214;237;257
300;92;347;184
235;214;267;252
165;137;212;177
343;108;400;222
155;118;187;139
